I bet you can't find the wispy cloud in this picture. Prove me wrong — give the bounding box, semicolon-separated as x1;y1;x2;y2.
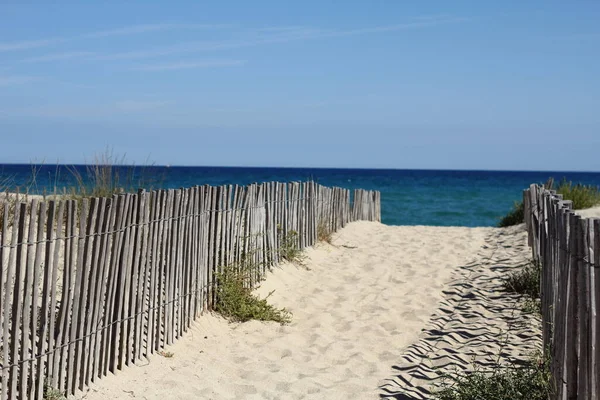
0;38;62;52
18;51;96;63
0;23;231;53
83;23;231;38
95;16;467;61
132;59;246;71
0;75;39;86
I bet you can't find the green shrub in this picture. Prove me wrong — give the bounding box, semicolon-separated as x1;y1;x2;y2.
498;201;524;227
434;353;553;400
214;256;292;324
555;178;600;210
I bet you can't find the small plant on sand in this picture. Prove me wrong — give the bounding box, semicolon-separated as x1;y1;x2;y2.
43;383;66;400
434;351;554;400
317;221;333;244
503;260;541;314
214;253;292;324
277;227;306;265
498;201;524;227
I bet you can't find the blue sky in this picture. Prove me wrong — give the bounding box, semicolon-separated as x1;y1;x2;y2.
0;1;599;170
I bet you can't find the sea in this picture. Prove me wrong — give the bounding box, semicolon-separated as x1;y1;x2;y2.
1;164;599;227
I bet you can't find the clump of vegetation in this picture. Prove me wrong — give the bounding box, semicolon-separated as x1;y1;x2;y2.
504;261;540;299
214;254;292;324
66;148;163;199
498;201;524;227
498;177;600;227
434;352;553;400
503;260;541;314
555;178;600;210
317;221;333;244
522;297;542;314
44;383;66;400
277;227;306;265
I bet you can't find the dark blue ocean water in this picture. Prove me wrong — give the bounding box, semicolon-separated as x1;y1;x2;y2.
1;164;599;227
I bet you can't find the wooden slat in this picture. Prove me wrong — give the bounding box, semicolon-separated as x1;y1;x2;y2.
146;191;161;354
174;189;186;339
566;213;580;399
66;198;88;394
30;201;46;399
56;200;77;392
2;203;21;400
183;188;195;329
9;203;27;398
47;201;64;388
134;190;150;361
20;200;38;399
35;201;55;399
588;218;598;400
126;191;144;365
593;219;600;400
119;193;137;368
0;202;6;373
206;186;218;309
115;194;135;370
578;218;590;399
155;190;168;351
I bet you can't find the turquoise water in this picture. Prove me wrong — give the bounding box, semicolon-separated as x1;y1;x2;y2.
1;164;599;227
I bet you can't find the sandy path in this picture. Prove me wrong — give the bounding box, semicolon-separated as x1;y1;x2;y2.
380;224;542;399
74;221;491;400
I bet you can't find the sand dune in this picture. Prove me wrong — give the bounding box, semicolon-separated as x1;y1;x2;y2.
73;221;529;400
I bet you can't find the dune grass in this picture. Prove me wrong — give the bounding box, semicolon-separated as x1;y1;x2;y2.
277;228;307;265
498;177;600;227
503;260;540;299
555;178;600;210
43;383;66;400
214;252;292;324
65;149;163;200
317;221;333;244
434;352;553;400
503;260;541;314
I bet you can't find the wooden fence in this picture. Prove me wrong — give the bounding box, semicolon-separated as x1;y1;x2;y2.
0;181;381;399
524;184;599;400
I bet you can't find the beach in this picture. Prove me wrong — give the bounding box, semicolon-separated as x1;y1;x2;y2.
70;219;548;400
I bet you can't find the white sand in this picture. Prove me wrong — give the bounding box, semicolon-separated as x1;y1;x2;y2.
575;205;600;219
74;221;492;400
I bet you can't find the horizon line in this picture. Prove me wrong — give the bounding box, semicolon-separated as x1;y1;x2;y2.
1;162;599;174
